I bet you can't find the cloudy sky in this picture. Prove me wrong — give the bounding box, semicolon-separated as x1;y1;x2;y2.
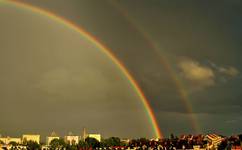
0;0;242;138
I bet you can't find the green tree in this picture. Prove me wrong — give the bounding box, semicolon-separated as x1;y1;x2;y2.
170;133;175;140
138;138;148;145
78;140;88;149
9;141;19;150
26;141;41;150
0;140;4;145
9;141;18;146
85;137;100;148
49;138;66;150
66;144;78;150
103;137;122;147
239;134;242;142
218;140;228;150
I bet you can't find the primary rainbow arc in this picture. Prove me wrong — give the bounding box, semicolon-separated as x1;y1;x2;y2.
5;0;163;138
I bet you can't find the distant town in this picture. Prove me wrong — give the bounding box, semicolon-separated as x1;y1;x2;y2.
0;129;242;150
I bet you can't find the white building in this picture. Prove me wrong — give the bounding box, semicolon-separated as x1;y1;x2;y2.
64;133;79;145
0;137;21;145
22;134;40;144
88;134;101;142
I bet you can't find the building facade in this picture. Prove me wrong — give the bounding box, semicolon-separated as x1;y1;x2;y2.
64;136;79;145
0;137;21;145
22;134;40;144
88;134;101;142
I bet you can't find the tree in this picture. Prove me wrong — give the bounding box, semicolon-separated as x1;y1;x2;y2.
9;141;18;150
218;140;228;150
9;141;18;146
26;141;41;150
0;140;4;145
49;138;66;150
85;137;100;148
103;137;122;147
170;133;175;140
66;144;78;150
78;140;88;149
239;134;242;142
138;138;148;146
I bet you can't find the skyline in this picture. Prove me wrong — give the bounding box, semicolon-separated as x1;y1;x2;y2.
0;0;242;138
2;132;241;150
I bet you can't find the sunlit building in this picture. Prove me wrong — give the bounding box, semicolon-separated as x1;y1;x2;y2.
88;134;101;142
22;134;40;144
150;138;159;142
205;134;223;149
121;138;130;144
64;132;79;145
193;145;206;150
0;137;21;145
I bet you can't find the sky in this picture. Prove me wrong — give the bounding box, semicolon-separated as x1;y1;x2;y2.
0;0;242;138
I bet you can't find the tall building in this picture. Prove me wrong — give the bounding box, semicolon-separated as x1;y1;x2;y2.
83;128;87;141
22;134;40;144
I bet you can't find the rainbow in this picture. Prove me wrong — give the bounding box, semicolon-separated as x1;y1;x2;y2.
2;0;163;138
108;0;201;133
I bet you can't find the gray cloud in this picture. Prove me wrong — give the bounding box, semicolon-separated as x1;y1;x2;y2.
209;61;240;77
177;58;215;91
177;58;239;92
218;66;239;77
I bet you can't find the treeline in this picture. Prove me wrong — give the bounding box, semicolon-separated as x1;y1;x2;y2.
4;134;242;150
5;137;126;150
49;137;125;150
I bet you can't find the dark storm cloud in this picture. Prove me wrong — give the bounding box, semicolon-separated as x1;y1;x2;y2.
2;0;242;136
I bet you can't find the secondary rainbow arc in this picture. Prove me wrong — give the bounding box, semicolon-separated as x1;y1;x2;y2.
5;0;163;138
108;0;201;133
